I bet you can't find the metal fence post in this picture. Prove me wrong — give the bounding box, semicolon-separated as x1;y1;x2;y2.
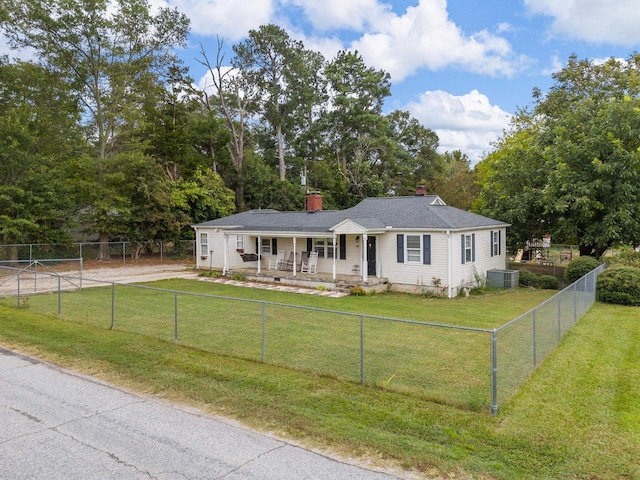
573;283;578;325
359;315;364;385
557;295;562;341
532;311;537;368
110;283;115;330
17;271;21;308
57;276;61;317
261;302;266;362
122;242;126;263
491;329;498;414
174;292;178;344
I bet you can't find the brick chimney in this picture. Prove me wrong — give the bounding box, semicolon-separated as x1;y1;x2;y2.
415;185;427;196
305;193;323;211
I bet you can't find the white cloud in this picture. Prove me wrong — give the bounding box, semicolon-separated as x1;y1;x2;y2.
406;89;512;162
348;0;532;81
166;0;275;40
286;0;391;31
524;0;640;45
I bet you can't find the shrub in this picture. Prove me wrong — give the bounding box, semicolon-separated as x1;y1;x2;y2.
518;269;538;287
350;286;367;296
596;266;640;306
230;273;246;281
199;270;222;278
565;256;601;284
536;274;559;290
606;248;640;269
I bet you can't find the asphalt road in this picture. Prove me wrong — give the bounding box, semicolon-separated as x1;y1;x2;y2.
0;348;404;480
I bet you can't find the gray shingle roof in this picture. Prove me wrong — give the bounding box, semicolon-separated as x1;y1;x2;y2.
193;195;508;232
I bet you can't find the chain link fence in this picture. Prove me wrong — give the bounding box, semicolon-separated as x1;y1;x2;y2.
0;241;195;263
0;264;604;412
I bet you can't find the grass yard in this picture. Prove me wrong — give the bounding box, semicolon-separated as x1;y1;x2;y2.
0;299;638;479
1;280;554;410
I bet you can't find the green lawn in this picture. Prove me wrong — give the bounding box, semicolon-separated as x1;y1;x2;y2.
0;300;637;479
1;280;554;410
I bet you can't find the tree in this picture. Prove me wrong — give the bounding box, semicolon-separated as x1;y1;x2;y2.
434;151;479;210
478;54;640;257
197;39;252;210
385;110;442;195
323;51;391;171
1;0;190;259
233;25;324;181
0;61;81;254
171;167;236;230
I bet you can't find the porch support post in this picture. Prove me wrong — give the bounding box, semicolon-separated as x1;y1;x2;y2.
292;237;297;277
447;230;453;298
223;234;229;275
257;235;262;274
362;233;368;283
332;234;337;280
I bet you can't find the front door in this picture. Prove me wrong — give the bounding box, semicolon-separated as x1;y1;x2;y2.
366;236;377;276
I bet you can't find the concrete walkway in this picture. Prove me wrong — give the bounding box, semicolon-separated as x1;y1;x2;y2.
0;348;405;480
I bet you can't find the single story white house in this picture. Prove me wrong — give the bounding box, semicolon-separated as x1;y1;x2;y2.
192;188;510;297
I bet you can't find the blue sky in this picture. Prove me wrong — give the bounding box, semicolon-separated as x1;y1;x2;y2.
169;0;640;163
3;0;639;163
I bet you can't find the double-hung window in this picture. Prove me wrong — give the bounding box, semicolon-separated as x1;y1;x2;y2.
396;234;431;265
261;238;272;255
312;238;337;259
200;233;209;256
491;231;500;256
236;235;244;251
464;235;472;263
406;235;421;263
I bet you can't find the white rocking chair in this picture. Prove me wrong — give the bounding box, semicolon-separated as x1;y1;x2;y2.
301;251;318;274
269;250;285;270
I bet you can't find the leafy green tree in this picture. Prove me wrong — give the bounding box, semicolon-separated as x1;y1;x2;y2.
197;39;252;210
171;167;236;230
385;110;442;195
320;51;392;205
0;61;81;253
479;54;640;257
1;0;190;259
434;151;479;210
233;24;324;181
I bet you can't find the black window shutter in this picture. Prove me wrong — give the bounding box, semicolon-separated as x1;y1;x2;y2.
255;238;259;254
472;233;476;262
423;235;431;265
490;231;494;257
499;230;502;255
307;237;313;252
397;234;404;263
339;234;346;259
272;238;277;254
461;234;465;264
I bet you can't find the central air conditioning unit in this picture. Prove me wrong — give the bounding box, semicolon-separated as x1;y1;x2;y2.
486;269;519;289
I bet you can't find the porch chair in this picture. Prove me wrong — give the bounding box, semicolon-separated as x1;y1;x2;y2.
301;251;318;274
269;250;285;270
282;251;295;271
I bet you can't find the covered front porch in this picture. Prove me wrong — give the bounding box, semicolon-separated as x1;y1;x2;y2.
219;226;386;286
221;265;389;294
